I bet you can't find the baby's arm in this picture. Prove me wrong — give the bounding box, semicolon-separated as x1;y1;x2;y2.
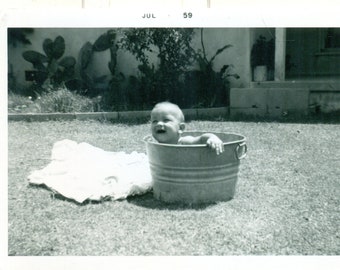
179;133;224;155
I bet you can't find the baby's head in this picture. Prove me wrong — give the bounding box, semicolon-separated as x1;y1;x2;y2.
150;102;185;144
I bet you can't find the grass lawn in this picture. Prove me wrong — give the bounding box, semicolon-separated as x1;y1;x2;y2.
7;119;340;255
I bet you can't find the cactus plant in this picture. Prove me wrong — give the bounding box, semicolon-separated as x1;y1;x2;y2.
22;35;76;88
72;30;119;97
93;30;118;76
93;30;124;110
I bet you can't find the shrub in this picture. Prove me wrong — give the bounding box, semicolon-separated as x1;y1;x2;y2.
120;28;196;108
8;92;35;113
35;88;100;113
8;88;101;113
120;28;239;109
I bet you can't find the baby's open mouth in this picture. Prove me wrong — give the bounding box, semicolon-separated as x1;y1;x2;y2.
157;130;166;134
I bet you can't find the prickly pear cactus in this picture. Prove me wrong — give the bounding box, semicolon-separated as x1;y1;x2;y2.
93;30;116;52
43;36;65;60
74;30;119;94
22;35;76;88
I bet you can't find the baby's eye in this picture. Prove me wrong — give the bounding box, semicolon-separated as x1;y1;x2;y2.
163;118;171;122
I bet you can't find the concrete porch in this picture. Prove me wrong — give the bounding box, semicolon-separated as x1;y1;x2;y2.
230;79;340;117
231;28;340;118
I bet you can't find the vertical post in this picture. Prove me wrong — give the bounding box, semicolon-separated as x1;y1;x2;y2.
245;28;252;87
274;28;286;81
248;29;255;86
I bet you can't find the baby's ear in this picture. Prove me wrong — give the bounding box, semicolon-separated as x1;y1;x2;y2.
179;123;186;133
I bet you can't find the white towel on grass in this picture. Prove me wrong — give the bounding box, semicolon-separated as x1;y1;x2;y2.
28;139;152;203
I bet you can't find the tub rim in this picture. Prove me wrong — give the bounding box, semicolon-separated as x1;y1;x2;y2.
143;131;247;148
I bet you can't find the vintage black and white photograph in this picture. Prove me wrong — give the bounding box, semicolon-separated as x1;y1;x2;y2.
3;2;340;270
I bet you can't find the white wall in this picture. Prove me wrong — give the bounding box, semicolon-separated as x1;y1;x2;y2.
190;28;251;87
8;28;251;90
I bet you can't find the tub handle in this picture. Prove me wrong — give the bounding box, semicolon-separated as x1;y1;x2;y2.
235;142;247;160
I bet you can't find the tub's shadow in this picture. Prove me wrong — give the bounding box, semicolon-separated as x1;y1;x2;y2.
29;184;217;209
127;191;218;211
28;183;111;206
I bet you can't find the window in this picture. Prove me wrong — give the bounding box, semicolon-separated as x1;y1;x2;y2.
324;28;340;50
317;28;340;55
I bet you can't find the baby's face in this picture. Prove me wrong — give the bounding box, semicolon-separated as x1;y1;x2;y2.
151;105;184;144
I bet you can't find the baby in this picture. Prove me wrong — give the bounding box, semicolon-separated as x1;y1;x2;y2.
150;101;224;155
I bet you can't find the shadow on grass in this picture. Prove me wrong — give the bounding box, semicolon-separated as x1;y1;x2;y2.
28;184;112;206
127;191;218;211
29;184;216;209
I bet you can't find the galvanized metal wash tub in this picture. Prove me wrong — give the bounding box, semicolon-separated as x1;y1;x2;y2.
143;131;247;204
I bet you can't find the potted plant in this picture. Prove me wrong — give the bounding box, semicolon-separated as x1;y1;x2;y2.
251;35;275;82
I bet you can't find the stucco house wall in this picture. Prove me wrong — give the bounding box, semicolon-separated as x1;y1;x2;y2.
8;28;251;90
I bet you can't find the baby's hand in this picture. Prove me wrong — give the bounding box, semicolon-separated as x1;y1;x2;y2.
206;135;224;155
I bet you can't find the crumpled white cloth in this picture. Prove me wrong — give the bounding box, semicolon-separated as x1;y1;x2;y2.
28;139;152;203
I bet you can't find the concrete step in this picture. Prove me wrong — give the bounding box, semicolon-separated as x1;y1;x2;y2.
230;88;310;117
250;80;340;91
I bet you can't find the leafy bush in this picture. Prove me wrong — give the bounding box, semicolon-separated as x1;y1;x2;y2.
120;28;239;109
120;28;196;109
